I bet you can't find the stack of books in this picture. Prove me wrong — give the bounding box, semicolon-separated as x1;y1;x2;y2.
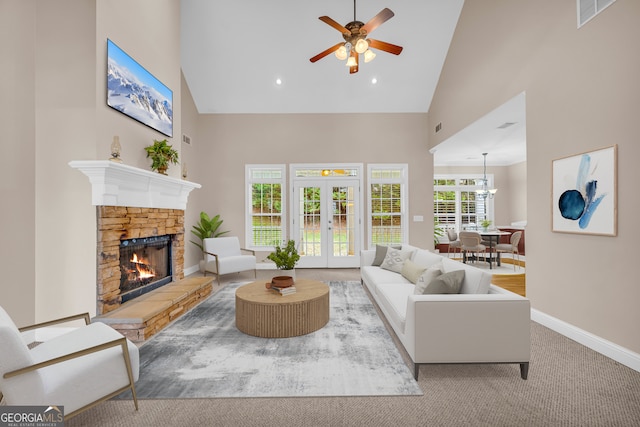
271;285;297;296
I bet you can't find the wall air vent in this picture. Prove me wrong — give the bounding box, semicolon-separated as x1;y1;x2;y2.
578;0;616;28
182;134;192;145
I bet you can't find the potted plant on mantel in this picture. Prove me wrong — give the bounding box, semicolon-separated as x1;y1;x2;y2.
144;139;179;175
267;240;300;280
190;212;228;272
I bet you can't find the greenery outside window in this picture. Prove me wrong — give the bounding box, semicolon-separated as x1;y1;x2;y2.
368;164;408;248
434;175;493;240
246;165;286;249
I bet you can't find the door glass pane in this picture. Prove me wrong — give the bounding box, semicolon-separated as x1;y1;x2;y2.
298;187;321;256
332;186;355;256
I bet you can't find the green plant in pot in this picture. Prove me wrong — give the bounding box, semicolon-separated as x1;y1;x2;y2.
480;219;492;231
190;212;228;272
267;240;300;277
144;139;179;175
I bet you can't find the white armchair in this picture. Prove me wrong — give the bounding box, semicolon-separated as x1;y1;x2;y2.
204;236;257;285
0;306;139;420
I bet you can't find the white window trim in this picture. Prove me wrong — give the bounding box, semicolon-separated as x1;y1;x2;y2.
367;163;409;249
577;0;617;28
245;164;287;250
434;174;495;239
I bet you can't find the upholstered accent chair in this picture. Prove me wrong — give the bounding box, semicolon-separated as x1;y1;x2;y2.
204;236;257;285
495;231;523;270
0;306;139;421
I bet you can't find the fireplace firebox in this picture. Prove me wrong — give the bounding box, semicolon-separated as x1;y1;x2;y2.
119;235;172;303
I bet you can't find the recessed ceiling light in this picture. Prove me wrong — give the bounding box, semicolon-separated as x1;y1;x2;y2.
371;77;378;84
275;78;282;85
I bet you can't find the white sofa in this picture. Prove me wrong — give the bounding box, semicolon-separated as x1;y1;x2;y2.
361;245;530;380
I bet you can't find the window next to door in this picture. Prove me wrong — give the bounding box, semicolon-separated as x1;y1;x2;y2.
246;165;286;250
368;164;408;248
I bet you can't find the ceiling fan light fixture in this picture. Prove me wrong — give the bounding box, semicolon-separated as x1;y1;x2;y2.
335;45;348;60
355;38;369;54
345;55;357;67
364;49;376;63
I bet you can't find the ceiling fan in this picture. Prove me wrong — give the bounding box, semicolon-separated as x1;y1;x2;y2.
309;0;403;74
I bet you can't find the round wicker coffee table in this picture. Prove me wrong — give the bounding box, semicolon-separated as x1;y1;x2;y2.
235;279;330;338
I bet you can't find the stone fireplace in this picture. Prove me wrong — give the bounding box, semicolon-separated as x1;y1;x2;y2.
69;160;200;315
96;206;185;314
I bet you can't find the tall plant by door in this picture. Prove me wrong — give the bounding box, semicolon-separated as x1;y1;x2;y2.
190;212;228;272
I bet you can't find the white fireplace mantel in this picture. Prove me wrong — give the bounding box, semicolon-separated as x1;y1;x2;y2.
69;160;201;210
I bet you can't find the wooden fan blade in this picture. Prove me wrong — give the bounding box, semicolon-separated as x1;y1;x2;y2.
319;16;349;35
361;8;394;34
310;42;345;63
349;52;359;74
368;39;403;55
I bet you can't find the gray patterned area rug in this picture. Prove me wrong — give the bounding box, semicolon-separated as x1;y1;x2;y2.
117;281;422;399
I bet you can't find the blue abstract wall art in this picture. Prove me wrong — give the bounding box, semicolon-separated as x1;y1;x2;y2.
552;145;617;236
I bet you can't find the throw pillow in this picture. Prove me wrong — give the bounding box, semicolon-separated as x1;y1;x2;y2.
380;248;414;273
372;244;401;266
414;263;443;294
420;270;465;294
401;259;428;284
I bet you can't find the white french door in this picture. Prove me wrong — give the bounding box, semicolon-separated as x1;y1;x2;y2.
291;171;362;268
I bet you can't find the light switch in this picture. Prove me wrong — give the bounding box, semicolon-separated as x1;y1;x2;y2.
413;215;424;222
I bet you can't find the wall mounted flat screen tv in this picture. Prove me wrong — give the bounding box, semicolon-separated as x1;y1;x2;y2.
107;39;173;137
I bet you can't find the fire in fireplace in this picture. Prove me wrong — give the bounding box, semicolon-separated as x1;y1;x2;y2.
119;235;172;303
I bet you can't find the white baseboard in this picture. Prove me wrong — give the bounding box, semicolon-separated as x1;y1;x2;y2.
531;308;640;373
183;264;201;276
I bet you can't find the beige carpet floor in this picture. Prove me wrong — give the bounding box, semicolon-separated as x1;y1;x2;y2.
66;269;640;426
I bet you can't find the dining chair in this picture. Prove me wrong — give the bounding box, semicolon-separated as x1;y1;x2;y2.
446;229;462;258
459;231;487;265
495;231;522;270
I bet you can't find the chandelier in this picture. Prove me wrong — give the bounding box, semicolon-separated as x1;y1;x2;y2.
476;153;497;199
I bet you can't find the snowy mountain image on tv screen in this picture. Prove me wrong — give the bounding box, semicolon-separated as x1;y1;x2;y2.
107;39;173;137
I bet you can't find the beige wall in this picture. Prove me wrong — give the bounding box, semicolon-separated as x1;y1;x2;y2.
0;0;182;323
191;113;433;260
429;0;639;353
0;0;37;326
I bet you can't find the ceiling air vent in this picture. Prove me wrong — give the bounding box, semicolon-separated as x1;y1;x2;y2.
578;0;616;28
497;122;516;129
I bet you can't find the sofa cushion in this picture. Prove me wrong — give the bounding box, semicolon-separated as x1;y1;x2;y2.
420;270;465;294
441;258;492;294
411;249;441;268
361;266;413;296
414;263;443;294
380;248;414;273
401;259;427;284
372;244;400;266
376;283;415;332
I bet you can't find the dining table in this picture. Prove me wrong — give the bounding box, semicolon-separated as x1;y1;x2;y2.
479;230;512;269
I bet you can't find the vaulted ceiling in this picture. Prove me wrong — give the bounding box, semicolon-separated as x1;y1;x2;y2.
180;0;464;114
180;1;526;166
